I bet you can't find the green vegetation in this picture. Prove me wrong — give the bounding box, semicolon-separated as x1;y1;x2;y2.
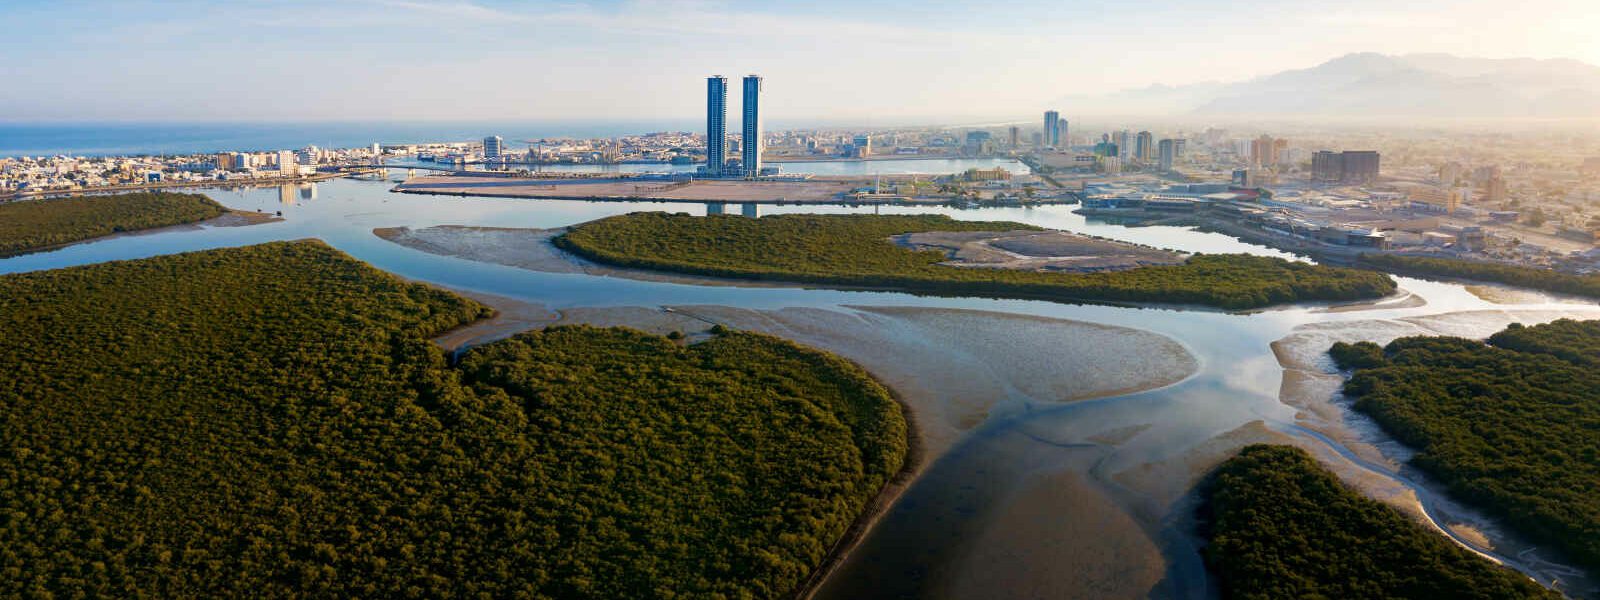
1203;444;1557;600
0;191;228;257
554;212;1396;310
0;241;906;598
1359;253;1600;300
1332;319;1600;573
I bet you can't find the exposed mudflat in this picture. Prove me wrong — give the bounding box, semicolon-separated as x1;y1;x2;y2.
1270;307;1600;593
210;210;283;227
893;229;1187;273
375;225;794;288
670;305;1199;457
376;225;586;274
1316;289;1428;313
942;469;1165;600
1465;284;1591;306
415;288;1202;600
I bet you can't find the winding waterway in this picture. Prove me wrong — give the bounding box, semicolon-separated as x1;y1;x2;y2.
4;176;1596;598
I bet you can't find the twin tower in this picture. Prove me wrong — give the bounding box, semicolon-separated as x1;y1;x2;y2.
706;75;762;178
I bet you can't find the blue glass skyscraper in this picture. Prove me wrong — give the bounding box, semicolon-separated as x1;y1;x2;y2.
706;76;728;177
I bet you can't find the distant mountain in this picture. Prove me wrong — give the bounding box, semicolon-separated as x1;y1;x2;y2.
1064;53;1600;118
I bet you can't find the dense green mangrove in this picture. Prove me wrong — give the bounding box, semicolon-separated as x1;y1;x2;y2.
1203;444;1557;599
0;241;906;599
555;212;1396;310
0;191;228;256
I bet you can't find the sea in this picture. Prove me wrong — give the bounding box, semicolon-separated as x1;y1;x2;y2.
0;120;709;157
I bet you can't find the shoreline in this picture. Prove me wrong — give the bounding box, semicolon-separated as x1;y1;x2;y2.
406;282;930;600
390;186;1054;206
401;275;1201;599
788;385;925;600
6;172;348;202
375;223;1356;313
2;209;282;259
1267;309;1600;595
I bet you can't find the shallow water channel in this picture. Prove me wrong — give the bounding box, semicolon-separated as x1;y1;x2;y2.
5;177;1595;598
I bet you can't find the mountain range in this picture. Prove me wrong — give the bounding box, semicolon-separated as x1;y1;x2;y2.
1065;53;1600;118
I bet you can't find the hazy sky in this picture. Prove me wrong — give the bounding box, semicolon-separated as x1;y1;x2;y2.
2;0;1598;123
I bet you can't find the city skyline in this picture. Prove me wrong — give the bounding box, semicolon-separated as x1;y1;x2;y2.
5;0;1600;122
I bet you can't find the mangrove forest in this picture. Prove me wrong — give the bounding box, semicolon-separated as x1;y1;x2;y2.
1203;444;1557;599
1332;319;1600;575
0;241;907;599
0;191;228;257
554;212;1397;310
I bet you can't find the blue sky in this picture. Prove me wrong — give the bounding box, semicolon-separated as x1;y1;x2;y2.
2;0;1596;122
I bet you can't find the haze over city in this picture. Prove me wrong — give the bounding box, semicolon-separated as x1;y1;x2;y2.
5;0;1600;122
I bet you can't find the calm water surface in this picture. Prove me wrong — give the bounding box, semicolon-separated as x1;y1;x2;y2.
3;177;1594;598
387;156;1033;177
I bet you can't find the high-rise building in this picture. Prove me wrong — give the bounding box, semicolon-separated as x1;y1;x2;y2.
1250;135;1279;166
852;134;872;158
1135;131;1154;162
1483;176;1509;203
483;136;504;159
1117;130;1133;161
277;150;296;175
1058;118;1070;148
1340;151;1380;184
964;130;994;155
1438;161;1463;185
1008;126;1020;148
1311;151;1343;182
741;75;763;178
1158;139;1177;171
706;76;728;177
1100;156;1121;176
215;153;235;171
1043;110;1060;147
1311;150;1381;184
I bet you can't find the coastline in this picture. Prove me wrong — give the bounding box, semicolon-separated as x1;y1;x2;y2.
1267;307;1600;595
6;171;348;202
407;283;929;600
399;271;1202;599
1;209;282;259
375;223;1352;313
